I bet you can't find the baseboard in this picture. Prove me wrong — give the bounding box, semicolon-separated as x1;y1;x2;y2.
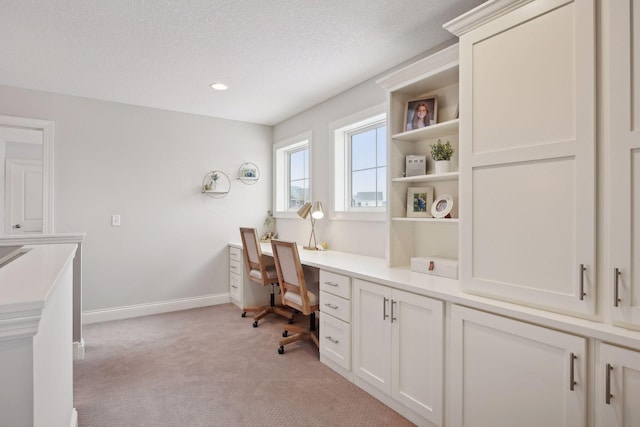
69;408;78;427
82;293;230;325
73;338;85;360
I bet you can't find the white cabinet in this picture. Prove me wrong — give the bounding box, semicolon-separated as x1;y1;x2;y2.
449;305;586;427
228;245;271;315
607;0;640;329
451;0;596;315
319;270;352;379
377;44;460;268
597;343;640;427
353;279;443;426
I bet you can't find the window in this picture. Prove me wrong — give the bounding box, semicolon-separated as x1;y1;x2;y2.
332;105;386;220
273;131;311;216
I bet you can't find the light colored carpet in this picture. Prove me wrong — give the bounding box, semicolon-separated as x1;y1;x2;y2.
74;303;414;426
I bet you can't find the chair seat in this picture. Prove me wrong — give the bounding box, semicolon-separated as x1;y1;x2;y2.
249;266;278;281
284;289;318;306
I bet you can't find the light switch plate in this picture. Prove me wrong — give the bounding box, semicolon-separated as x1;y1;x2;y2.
111;215;121;227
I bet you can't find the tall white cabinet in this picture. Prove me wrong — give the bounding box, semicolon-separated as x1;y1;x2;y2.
607;0;640;329
447;0;597;315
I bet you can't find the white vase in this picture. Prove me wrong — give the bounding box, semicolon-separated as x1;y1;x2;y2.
434;160;451;174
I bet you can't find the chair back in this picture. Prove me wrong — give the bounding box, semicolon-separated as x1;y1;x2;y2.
270;240;318;315
239;227;278;286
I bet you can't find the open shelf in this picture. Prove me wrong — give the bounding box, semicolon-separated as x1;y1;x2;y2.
393;171;459;183
391;217;459;223
392;119;459;142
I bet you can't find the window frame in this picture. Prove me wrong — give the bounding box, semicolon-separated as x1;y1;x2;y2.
331;104;386;221
273;131;312;218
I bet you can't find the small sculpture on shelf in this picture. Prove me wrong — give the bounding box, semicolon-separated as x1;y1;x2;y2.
430;139;454;174
203;173;219;192
260;210;277;242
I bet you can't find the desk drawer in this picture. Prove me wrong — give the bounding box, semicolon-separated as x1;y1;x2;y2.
319;314;351;371
320;270;351;300
229;259;242;276
230;272;241;301
229;246;242;262
320;290;351;323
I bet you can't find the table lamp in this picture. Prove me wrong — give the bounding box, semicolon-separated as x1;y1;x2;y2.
297;201;324;250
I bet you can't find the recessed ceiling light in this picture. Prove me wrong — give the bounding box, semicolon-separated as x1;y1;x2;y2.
210;83;228;91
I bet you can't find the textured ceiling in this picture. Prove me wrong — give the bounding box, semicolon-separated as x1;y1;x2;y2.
0;0;485;125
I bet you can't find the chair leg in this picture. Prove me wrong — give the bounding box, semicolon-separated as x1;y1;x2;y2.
252;285;294;327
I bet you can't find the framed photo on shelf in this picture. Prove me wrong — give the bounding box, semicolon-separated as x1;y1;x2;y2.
405;95;438;131
407;187;434;218
431;194;453;218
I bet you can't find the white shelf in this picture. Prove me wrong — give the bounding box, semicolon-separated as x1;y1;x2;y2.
392;119;459;142
393;171;459;183
392;217;459;223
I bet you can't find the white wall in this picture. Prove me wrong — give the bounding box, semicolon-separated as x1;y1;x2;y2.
0;85;272;311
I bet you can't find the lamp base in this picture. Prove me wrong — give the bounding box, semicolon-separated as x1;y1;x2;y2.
302;246;318;251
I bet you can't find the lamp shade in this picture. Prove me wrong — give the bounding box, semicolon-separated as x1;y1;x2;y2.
297;202;312;219
311;201;324;219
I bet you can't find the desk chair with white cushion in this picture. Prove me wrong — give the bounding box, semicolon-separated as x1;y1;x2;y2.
239;228;294;327
270;239;320;354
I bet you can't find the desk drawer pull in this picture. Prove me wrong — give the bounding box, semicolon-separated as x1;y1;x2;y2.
324;303;339;310
325;336;339;344
231;285;238;289
324;281;339;287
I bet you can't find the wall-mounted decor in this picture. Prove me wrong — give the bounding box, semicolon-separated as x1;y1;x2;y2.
431;194;453;218
237;162;260;185
201;170;230;198
405;95;438;131
407;187;434;218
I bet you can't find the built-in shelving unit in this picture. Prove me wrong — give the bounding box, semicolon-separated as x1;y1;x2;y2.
377;43;460;268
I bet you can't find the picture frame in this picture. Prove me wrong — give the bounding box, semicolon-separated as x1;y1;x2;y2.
407;187;434;218
431;194;453;218
404;95;438;131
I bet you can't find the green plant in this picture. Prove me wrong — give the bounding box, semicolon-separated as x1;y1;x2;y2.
430;139;454;161
212;173;219;181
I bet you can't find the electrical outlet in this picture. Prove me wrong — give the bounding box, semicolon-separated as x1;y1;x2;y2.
111;215;121;227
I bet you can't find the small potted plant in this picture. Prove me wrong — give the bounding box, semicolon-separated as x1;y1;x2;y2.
204;173;219;192
261;210;277;242
430;139;454;174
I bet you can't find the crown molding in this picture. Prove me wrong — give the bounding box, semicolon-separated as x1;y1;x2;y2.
443;0;535;37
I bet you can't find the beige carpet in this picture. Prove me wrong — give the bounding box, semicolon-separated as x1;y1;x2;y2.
74;303;414;426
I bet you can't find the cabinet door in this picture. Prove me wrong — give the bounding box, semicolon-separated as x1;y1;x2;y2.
449;305;586;427
459;0;596;314
353;279;392;394
391;289;443;426
598;343;640;427
608;0;640;328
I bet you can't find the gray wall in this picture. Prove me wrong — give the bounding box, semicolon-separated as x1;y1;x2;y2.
0;85;272;311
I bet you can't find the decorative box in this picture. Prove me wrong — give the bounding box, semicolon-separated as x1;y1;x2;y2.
405;155;426;177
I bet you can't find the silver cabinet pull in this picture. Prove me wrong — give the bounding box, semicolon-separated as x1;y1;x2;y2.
614;268;621;307
391;300;397;323
324;281;339;287
231;284;238;289
325;336;339;344
383;297;389;320
579;264;587;300
606;363;613;404
570;353;577;391
324;303;338;310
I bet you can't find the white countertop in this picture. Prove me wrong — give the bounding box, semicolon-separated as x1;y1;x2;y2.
230;241;640;349
0;243;77;317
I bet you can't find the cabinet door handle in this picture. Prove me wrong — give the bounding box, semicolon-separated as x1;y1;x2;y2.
383;297;389;320
579;264;587;300
325;336;339;344
231;285;238;289
569;353;577;391
391;300;397;323
324;303;338;310
606;363;613;404
324;281;339;287
614;268;621;307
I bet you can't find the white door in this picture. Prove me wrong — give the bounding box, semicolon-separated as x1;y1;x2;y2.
608;0;640;329
449;305;586;427
391;289;443;425
353;279;392;394
459;0;596;315
598;343;640;427
5;159;43;234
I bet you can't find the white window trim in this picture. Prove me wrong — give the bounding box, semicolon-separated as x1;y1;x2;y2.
273;131;312;219
330;104;386;222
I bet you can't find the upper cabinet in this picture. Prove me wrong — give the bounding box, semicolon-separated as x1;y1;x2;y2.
607;0;640;330
378;44;461;268
447;0;597;315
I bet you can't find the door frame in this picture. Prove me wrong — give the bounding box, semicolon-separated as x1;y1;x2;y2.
0;115;54;234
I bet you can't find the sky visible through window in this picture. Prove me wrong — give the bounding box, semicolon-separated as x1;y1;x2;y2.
289;147;309;208
351;126;386;207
